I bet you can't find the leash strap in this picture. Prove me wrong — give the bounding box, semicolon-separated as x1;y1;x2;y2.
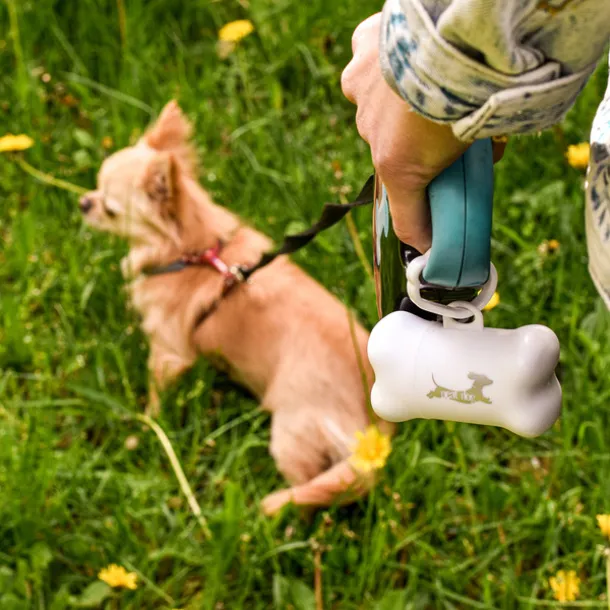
144;260;189;275
240;175;375;280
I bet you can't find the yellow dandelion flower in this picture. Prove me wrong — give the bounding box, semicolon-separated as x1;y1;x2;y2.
218;20;254;43
538;239;560;256
98;564;138;590
597;514;610;539
566;142;590;169
349;426;391;473
547;239;560;251
0;134;34;153
483;291;500;311
549;570;580;603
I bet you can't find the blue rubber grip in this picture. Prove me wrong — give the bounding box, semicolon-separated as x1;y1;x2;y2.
422;138;494;288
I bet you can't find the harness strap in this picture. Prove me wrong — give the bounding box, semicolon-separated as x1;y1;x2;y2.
142;175;376;328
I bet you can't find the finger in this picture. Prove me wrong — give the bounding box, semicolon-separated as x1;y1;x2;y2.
385;138;505;252
351;12;382;53
341;61;357;104
354;105;371;143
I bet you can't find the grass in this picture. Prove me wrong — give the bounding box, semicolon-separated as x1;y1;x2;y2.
0;0;609;608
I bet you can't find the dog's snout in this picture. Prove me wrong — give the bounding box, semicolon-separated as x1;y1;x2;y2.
79;195;93;214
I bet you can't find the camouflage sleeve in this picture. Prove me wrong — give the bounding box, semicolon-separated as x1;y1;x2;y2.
379;0;610;140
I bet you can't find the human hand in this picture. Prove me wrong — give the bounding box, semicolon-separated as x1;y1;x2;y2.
341;13;505;252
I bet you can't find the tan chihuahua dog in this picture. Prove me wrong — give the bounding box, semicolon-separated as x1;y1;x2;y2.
79;101;391;514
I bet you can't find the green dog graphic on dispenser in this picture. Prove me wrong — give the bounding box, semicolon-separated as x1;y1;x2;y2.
428;372;493;405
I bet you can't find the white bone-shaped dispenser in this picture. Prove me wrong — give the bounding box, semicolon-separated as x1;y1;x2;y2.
368;258;563;438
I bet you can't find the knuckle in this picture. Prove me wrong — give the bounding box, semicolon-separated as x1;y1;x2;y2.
351;23;365;53
371;149;400;177
352;12;381;52
354;109;370;143
340;65;350;91
340;65;356;102
374;154;434;190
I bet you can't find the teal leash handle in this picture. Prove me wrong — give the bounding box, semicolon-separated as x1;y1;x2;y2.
423;138;494;289
372;138;495;319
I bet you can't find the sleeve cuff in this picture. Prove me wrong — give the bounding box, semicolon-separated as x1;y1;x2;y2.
379;0;597;140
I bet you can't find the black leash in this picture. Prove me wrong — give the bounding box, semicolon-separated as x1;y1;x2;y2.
239;174;375;280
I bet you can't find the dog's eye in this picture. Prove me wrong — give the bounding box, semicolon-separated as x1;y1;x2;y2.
103;199;117;218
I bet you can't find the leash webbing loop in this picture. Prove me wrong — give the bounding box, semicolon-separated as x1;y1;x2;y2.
240;175;375;280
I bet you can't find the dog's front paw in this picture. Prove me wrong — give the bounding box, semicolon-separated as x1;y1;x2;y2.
121;256;136;280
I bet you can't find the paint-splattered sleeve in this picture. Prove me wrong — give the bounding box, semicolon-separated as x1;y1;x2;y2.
586;57;610;309
379;0;610;141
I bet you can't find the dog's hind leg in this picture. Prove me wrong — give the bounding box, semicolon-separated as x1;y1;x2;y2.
267;409;329;486
261;407;378;515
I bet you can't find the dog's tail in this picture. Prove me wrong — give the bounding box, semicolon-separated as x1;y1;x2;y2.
261;418;393;516
261;458;372;516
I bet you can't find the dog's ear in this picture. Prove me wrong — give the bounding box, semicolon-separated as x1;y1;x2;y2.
143;100;196;177
141;151;180;219
146;101;192;149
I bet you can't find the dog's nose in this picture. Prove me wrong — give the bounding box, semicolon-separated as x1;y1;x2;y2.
79;196;93;213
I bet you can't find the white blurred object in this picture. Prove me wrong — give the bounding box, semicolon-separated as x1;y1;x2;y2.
368;256;562;438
